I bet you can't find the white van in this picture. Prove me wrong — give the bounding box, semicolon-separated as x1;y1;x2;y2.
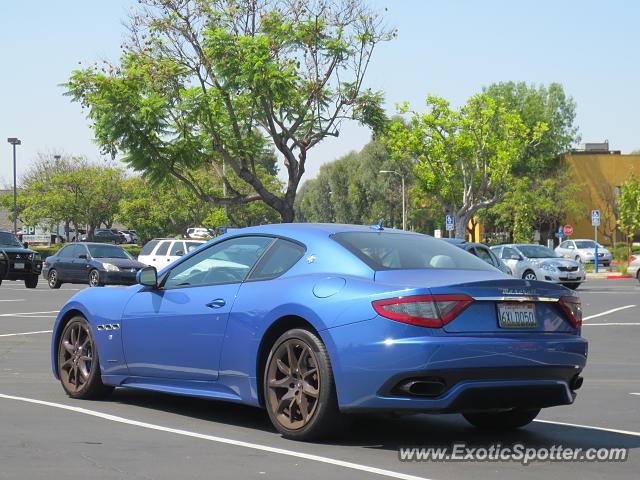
137;238;205;270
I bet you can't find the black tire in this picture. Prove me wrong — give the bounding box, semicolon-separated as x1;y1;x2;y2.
575;256;582;263
88;269;103;287
522;270;537;281
463;408;541;430
562;282;581;290
0;279;3;286
263;328;347;440
48;269;62;289
25;275;38;289
637;270;640;283
57;316;114;399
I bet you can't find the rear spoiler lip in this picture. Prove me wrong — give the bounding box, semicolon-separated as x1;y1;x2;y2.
472;296;561;303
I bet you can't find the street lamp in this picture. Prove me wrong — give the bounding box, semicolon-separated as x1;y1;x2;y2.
379;170;406;231
7;137;21;234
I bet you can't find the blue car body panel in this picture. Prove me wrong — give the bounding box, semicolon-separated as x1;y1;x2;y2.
51;223;588;414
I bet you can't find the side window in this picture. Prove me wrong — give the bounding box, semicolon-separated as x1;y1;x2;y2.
58;245;75;259
155;241;171;256
164;236;274;288
170;241;185;256
186;242;203;252
249;239;306;281
75;244;88;258
139;240;159;256
472;246;496;266
559;241;569;249
501;247;518;259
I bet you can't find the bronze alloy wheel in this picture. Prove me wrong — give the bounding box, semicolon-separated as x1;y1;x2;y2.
58;320;96;394
57;318;113;399
266;338;321;430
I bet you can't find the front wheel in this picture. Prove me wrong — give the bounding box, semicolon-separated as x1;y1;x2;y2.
57;316;113;399
264;328;346;440
48;269;62;289
575;256;582;263
463;408;541;430
88;269;103;287
522;270;537;281
25;275;38;289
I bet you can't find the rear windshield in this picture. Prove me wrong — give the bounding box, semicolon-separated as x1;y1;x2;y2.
332;232;495;271
0;232;21;247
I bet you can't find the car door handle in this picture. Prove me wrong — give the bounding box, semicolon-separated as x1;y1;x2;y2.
206;299;226;309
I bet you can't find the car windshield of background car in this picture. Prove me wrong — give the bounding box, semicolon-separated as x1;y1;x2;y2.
0;232;22;247
575;240;597;249
87;245;133;259
332;232;495;271
518;245;558;258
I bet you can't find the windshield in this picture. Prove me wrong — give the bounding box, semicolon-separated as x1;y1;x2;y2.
87;245;133;260
0;231;22;247
332;232;495;271
575;240;598;249
517;245;558;258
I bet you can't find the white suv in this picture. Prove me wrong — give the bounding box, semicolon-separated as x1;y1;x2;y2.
137;238;205;270
186;227;214;239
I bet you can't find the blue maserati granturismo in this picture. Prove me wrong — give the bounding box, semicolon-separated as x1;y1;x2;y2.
51;224;587;440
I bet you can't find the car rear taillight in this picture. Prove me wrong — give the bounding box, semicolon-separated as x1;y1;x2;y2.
559;296;582;328
372;294;473;328
630;255;637;263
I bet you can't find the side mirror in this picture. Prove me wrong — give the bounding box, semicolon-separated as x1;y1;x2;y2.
508;254;521;260
175;250;185;256
137;266;158;288
23;242;29;248
567;245;575;249
78;254;88;260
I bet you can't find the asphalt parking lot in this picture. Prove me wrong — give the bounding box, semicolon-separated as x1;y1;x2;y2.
1;279;639;480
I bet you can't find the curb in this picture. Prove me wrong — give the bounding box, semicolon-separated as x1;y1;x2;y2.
606;275;633;279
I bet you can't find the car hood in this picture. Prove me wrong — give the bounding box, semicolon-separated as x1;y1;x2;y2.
0;246;36;255
94;257;147;269
530;257;580;268
577;248;610;255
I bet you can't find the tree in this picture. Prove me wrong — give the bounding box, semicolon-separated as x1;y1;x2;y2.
384;94;546;238
617;173;640;261
65;0;392;222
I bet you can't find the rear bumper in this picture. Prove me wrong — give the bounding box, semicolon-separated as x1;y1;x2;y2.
323;317;588;413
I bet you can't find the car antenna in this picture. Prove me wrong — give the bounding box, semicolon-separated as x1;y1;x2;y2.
370;221;384;231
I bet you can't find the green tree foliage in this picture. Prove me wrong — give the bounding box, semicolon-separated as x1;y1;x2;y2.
384;94;546;238
295;140;413;228
617;173;640;260
64;0;392;222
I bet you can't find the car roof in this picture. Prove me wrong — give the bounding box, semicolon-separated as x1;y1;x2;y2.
69;242;125;247
149;238;206;241
222;223;416;242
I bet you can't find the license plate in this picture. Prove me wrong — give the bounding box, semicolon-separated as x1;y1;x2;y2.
567;272;577;279
497;303;537;328
13;262;24;269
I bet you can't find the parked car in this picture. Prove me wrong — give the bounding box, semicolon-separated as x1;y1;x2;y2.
443;238;512;275
120;230;138;244
628;254;640;282
186;227;215;238
491;243;585;289
137;238;205;270
0;230;43;288
555;239;612;267
80;229;125;244
50;224;587;440
42;242;146;288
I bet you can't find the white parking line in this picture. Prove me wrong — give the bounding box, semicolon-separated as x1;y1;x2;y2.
0;394;430;480
630;393;640;396
582;323;640;327
0;311;59;317
0;299;24;302
534;419;640;437
0;330;52;337
582;305;636;321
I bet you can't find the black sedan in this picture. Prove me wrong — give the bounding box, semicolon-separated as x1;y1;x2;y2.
0;230;43;288
42;243;146;288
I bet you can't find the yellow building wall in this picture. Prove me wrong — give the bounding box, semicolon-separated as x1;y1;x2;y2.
562;153;640;242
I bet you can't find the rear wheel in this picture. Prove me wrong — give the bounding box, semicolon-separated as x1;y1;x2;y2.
264;328;346;440
25;275;38;289
88;269;103;287
522;270;537;281
463;408;540;430
57;316;113;399
48;269;62;289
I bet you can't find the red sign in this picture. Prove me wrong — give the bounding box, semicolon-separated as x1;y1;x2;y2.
563;225;574;235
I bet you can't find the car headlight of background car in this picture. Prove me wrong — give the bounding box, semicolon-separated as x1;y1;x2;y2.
540;263;558;272
101;263;120;272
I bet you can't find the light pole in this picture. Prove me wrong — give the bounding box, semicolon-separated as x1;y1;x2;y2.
379;170;406;231
7;138;21;234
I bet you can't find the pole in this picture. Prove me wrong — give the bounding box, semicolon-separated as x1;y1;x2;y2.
594;225;599;273
401;174;406;231
12;143;17;234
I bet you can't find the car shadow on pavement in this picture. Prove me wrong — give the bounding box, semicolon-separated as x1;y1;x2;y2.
104;388;640;451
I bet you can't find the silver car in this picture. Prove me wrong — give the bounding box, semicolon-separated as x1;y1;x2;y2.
491;244;585;289
628;254;640;282
555;239;612;267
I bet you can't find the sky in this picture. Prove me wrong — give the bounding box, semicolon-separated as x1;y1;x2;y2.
1;0;639;188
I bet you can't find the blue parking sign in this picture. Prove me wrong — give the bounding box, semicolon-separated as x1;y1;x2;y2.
445;215;454;231
591;210;600;226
